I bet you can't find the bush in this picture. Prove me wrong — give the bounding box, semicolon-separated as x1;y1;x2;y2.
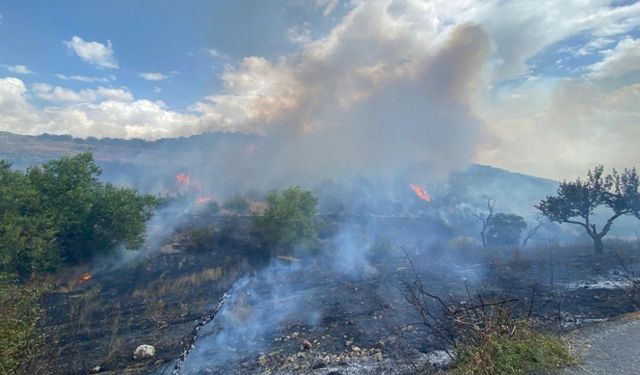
254;186;318;252
402;260;574;375
453;320;574;375
0;274;49;374
0;153;161;275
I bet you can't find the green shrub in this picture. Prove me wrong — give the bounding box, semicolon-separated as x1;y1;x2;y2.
254;186;318;252
453;320;574;375
0;153;161;275
0;274;49;374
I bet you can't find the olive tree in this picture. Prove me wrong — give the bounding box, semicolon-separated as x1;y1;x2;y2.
536;166;640;254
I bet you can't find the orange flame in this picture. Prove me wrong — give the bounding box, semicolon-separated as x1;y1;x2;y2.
79;272;91;283
176;173;190;187
176;173;203;192
196;195;214;205
410;184;432;202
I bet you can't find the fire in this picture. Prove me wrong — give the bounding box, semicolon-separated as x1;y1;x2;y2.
79;272;91;283
196;195;213;205
176;173;190;187
410;183;432;202
176;173;203;192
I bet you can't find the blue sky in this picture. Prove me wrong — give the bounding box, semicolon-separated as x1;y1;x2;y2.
0;1;639;179
0;0;346;107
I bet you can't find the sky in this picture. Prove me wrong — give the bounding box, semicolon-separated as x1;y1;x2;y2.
0;0;639;180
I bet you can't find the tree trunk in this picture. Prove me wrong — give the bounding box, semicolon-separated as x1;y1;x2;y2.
593;236;604;254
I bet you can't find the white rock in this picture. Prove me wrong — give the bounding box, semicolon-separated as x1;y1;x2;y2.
133;344;155;360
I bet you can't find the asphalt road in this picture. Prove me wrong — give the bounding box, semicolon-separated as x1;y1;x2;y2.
557;313;640;375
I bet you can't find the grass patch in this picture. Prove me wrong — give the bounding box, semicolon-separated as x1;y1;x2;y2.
452;320;574;375
0;274;50;374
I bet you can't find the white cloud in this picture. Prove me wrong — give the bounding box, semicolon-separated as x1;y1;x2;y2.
314;0;340;16
1;64;34;74
55;73;115;83
138;72;169;81
153;86;162;93
0;77;197;139
32;83;134;103
287;23;313;45
472;0;640;80
63;36;119;69
588;37;640;78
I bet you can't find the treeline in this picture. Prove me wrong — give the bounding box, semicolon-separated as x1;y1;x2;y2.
0;152;161;276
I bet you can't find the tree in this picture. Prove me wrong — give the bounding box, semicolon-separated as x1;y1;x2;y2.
536;166;640;254
486;213;527;247
473;195;495;250
521;215;546;247
254;186;318;252
0;153;161;275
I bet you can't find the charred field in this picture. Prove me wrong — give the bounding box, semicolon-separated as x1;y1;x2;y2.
23;214;640;375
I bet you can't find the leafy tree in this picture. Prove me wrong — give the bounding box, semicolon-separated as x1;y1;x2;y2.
0;153;161;275
486;213;527;247
536;166;640;254
254;186;318;252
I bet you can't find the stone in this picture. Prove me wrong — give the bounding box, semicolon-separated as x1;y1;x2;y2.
374;352;383;362
90;366;101;373
302;339;313;350
133;344;155;360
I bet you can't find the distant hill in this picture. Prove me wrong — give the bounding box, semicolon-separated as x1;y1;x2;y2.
0;131;257;168
0;131;558;206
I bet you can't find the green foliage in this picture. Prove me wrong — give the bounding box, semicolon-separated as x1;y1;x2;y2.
537;165;640;253
453;321;574;375
0;153;161;275
0;274;50;374
254;186;318;251
486;213;526;247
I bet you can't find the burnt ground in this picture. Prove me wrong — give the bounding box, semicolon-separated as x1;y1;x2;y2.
22;215;640;375
23;216;265;375
174;242;640;375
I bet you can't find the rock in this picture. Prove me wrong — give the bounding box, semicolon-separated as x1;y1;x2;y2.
302;339;313;350
345;340;353;347
374;341;385;350
374;352;383;362
90;365;101;373
133;344;155;360
351;346;361;353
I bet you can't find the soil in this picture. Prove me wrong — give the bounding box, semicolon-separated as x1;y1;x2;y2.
23;215;640;375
